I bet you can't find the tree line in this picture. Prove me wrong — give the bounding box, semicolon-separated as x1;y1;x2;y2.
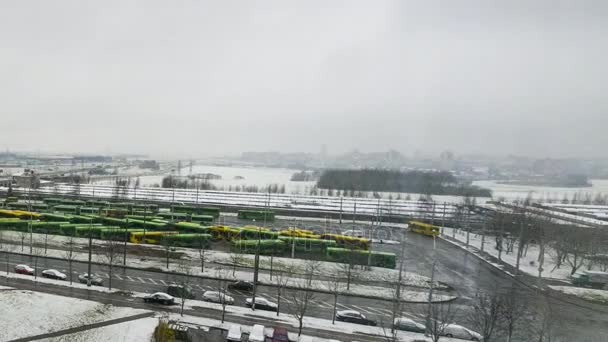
317;169;491;197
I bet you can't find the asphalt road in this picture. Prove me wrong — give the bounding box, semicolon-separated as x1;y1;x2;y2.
0;253;418;327
3;215;608;341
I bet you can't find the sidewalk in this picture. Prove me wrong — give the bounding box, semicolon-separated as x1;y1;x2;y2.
0;275;465;342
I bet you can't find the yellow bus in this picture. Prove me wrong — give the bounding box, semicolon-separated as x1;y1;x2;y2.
130;231;178;244
409;221;440;237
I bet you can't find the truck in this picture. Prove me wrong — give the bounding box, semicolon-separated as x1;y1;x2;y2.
571;270;608;289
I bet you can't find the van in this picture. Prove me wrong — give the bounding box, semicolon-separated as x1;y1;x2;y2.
226;325;242;342
248;324;265;342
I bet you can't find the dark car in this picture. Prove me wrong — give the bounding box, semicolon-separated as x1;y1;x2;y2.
245;297;278;312
167;284;195;299
270;327;289;342
335;310;377;326
394;317;426;333
78;273;104;286
228;281;254;291
143;292;175;305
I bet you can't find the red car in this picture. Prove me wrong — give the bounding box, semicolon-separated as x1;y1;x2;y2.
15;264;35;275
271;327;289;342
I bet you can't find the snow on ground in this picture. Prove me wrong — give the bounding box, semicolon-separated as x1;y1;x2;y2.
170;310;465;342
0;278;460;342
45;317;158;342
549;285;608;304
1;231;454;302
0;289;149;341
442;227;577;281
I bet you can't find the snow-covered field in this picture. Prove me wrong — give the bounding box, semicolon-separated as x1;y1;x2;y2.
442;227;578;281
0;284;464;342
549;285;608;304
0;288;150;341
44;317;158;342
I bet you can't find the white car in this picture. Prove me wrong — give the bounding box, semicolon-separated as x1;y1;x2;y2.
41;269;67;280
442;324;483;341
249;324;266;342
342;230;364;237
202;291;234;305
245;297;278;311
143;292;175;305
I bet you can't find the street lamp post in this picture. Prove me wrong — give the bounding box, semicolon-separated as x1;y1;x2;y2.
87;218;93;287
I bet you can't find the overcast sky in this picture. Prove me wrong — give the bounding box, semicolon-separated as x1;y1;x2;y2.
1;1;606;159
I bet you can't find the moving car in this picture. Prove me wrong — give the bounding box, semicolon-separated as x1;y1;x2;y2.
442;324;482;341
14;264;35;275
228;280;254;291
167;284;195;299
335;310;377;326
143;292;175;305
245;297;278;312
41;269;67;280
78;273;104;286
248;324;266;342
226;325;242;342
203;291;234;305
394;317;426;333
270;327;289;342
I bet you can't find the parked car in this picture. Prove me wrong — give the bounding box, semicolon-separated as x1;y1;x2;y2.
270;327;289;342
245;297;278;312
248;324;266;342
228;280;254;291
226;325;242;342
78;273;104;286
143;292;175;305
167;284;195;299
14;264;35;275
335;310;377;326
41;269;67;280
203;291;234;305
394;317;426;333
342;230;364;237
442;324;482;341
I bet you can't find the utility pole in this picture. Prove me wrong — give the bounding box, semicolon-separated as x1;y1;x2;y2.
425;261;436;334
252;190;269;311
339;197;343;225
480;218;486;253
87;219;93;287
441;202;447;235
391;236;406;334
123;217;129;265
352;200;357;233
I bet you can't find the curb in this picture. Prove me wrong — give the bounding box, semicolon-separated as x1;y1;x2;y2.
439;235;608;312
4;250;456;304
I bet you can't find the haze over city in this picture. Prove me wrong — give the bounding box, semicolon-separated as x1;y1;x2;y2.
1;1;607;158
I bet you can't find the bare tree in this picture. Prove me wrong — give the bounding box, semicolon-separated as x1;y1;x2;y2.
102;238;122;290
424;301;458;342
176;261;193;317
467;290;502;342
229;249;245;277
62;235;77;285
325;266;344;324
198;235;208;273
289;284;315;336
215;269;231;323
275;267;292;317
161;236;176;270
532;297;561;342
500;287;529;342
338;248;359;290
